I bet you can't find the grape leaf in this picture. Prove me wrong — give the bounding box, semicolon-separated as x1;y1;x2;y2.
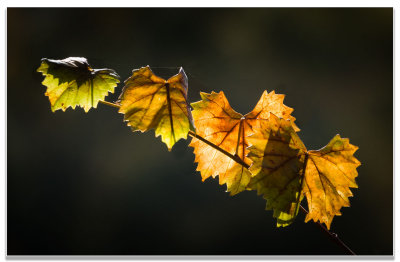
37;57;362;231
303;134;360;229
37;57;120;112
189;91;297;195
118;66;194;150
247;114;307;226
245;90;300;132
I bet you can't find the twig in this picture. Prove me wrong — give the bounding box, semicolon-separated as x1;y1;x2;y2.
299;205;356;255
99;100;121;109
98;99;356;255
187;130;249;169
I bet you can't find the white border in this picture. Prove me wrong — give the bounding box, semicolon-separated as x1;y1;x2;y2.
1;1;397;261
1;2;6;262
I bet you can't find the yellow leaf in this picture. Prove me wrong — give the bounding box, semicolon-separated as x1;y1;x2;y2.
118;66;194;150
303;134;360;229
190;91;297;195
37;57;119;112
247;114;306;226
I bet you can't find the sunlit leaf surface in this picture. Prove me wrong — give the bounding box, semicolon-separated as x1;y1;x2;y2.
118;66;194;150
303;135;360;229
190;91;298;195
37;57;361;229
37;57;119;112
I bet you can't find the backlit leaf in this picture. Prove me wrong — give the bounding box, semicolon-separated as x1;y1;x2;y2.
37;57;119;112
189;91;297;195
247;114;306;227
118;66;194;150
245;90;300;132
37;57;361;231
303;134;360;229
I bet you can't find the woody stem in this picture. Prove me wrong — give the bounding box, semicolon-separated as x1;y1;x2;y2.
99;100;121;109
187;130;249;168
99;99;356;255
299;205;356;255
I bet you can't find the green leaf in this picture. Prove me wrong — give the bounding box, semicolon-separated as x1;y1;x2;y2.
37;57;120;112
247;114;307;227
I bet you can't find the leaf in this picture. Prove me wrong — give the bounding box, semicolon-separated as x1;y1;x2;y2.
245;90;300;132
118;66;194;150
302;134;360;229
247;114;307;226
189;91;297;195
189;91;251;195
37;57;120;112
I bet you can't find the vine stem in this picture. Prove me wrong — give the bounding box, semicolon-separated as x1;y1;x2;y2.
187;130;249;169
98;99;356;255
99;100;121;109
299;206;356;255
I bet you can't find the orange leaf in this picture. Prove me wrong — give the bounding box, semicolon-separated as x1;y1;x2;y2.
245;90;299;132
303;135;360;229
190;90;297;195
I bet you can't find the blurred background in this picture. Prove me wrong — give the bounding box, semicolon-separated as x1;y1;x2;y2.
7;8;392;255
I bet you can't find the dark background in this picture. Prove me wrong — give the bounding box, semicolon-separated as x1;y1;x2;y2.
7;8;393;255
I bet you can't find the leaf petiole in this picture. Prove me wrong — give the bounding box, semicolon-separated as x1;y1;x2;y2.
99;100;121;109
188;130;250;169
98;100;249;168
